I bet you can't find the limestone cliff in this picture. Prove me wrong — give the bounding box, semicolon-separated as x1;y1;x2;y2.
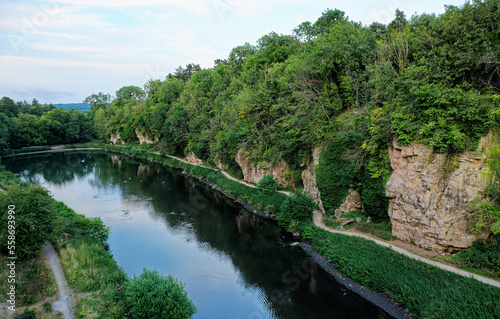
338;188;364;214
214;157;229;171
184;152;204;166
109;134;123;145
301;146;326;214
235;149;292;187
135;129;157;144
386;134;494;252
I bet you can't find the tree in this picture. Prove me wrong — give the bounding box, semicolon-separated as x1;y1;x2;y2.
293;21;316;42
388;9;407;32
125;269;196;319
277;191;315;231
0;97;17;117
257;175;278;195
313;8;346;34
17;113;45;146
84;92;111;112
168;63;201;82
0;113;10;149
115;86;146;104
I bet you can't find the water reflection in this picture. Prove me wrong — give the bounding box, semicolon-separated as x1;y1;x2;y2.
4;152;391;319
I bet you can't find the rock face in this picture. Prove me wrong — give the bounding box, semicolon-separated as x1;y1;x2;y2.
235;149;292;187
184;152;203;166
301;146;326;214
386;135;494;252
214;157;229;170
135;129;157;144
109;134;123;145
338;188;364;213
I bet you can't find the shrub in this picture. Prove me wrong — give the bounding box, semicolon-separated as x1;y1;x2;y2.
0;184;56;259
125;269;196;319
257;174;278;195
277;191;315;230
455;237;500;278
15;308;36;319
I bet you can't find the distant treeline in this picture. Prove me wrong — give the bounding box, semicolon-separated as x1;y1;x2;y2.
0;97;93;149
54;103;91;112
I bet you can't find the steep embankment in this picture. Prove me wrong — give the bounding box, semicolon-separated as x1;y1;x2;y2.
386;134;495;252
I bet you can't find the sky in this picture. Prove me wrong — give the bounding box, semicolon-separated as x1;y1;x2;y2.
0;0;468;104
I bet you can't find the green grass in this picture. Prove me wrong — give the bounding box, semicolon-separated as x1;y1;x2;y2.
301;223;500;319
0;146;52;156
52;202;128;318
356;219;396;241
0;254;57;306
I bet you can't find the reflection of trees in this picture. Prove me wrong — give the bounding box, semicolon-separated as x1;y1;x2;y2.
4;152;97;186
6;152;384;318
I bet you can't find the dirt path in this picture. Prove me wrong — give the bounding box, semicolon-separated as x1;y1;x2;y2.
43;244;74;319
312;210;500;288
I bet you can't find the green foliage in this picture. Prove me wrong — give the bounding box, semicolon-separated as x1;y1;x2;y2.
0;184;56;260
257;174;278;195
15;308;36;319
470;137;500;235
0;255;56;306
469;198;500;235
360;173;389;219
455;237;500;279
316;129;364;212
125;269;196;319
54;202;109;247
301;223;500;318
277;191;315;230
356;220;396;241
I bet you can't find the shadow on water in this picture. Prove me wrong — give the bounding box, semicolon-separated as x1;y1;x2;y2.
4;152;395;319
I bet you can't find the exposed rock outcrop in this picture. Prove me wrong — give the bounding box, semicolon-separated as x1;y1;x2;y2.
135;129;157;144
338;188;364;213
235;149;292;187
109;134;123;145
184;152;203;166
301;146;326;214
386;134;494;252
214;157;229;171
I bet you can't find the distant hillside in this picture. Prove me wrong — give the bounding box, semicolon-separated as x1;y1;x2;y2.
54;103;91;112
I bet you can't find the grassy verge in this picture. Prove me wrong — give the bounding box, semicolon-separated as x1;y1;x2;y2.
301;223;500;319
0;146;52;156
53;202;128;318
0;255;56;306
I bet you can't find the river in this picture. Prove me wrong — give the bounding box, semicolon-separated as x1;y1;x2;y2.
4;151;393;319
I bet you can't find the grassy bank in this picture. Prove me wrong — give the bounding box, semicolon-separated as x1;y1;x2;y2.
0;146;52;156
301;223;500;319
53;202;128;318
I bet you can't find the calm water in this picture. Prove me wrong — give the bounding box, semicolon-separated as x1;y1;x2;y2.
4;152;391;319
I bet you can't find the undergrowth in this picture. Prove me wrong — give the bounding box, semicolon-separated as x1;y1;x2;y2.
301;223;500;319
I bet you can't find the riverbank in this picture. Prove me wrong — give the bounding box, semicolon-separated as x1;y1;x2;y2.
5;144;500;318
0;166;129;318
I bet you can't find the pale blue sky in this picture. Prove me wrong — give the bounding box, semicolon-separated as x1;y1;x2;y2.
0;0;468;104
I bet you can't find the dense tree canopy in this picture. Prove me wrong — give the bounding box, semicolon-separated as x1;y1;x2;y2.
2;2;499;219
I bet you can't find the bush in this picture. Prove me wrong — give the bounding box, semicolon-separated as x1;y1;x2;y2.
257;174;278;195
455;237;500;278
277;191;315;230
15;308;36;319
0;184;56;259
125;269;196;319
